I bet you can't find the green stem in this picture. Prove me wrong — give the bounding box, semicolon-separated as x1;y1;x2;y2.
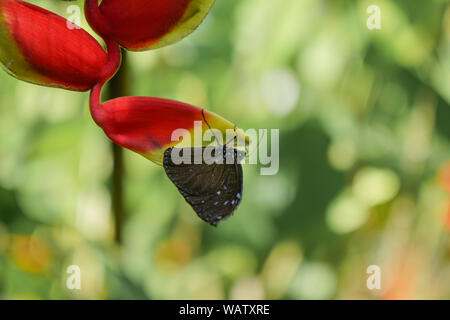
107;48;129;244
85;0;126;244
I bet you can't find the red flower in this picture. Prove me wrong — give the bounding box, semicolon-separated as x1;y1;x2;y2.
84;0;246;166
1;0;245;162
0;0;247;226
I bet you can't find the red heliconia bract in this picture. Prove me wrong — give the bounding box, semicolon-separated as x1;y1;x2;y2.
84;0;246;165
92;0;215;51
0;0;107;91
90;93;246;165
1;0;247;166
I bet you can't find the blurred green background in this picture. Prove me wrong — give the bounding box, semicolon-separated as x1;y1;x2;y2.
0;0;450;299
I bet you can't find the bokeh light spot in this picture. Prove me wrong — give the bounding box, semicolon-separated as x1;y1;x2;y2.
289;262;337;300
352;167;400;206
326;192;370;234
259;69;300;116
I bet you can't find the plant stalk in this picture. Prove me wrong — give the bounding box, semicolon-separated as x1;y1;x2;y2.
107;48;129;244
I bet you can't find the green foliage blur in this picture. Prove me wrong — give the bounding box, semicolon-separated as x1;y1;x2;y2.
0;0;449;299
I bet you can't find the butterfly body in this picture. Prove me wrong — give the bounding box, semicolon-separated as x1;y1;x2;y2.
163;146;245;226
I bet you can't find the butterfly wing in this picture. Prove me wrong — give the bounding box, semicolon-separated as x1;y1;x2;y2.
163;146;244;226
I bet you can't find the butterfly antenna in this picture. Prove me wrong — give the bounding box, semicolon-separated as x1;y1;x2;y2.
202;109;221;146
246;129;266;158
225;125;238;147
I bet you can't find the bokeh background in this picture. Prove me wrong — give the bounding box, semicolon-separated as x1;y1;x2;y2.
0;0;450;299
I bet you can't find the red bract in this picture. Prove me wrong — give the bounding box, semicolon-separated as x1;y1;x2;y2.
1;0;244;164
92;0;215;51
0;0;107;91
84;0;245;166
90;93;246;165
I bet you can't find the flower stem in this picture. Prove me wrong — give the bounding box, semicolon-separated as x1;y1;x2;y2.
84;0;126;244
107;48;129;244
111;141;125;244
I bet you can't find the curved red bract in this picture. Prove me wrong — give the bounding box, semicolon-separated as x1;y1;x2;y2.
98;0;215;50
101;96;204;154
100;0;189;47
1;0;244;168
89;94;245;165
1;0;107;91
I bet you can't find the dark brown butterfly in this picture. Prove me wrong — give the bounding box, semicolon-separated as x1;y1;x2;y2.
163;145;245;226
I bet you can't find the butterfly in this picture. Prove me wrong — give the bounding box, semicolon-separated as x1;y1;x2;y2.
163;111;245;226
